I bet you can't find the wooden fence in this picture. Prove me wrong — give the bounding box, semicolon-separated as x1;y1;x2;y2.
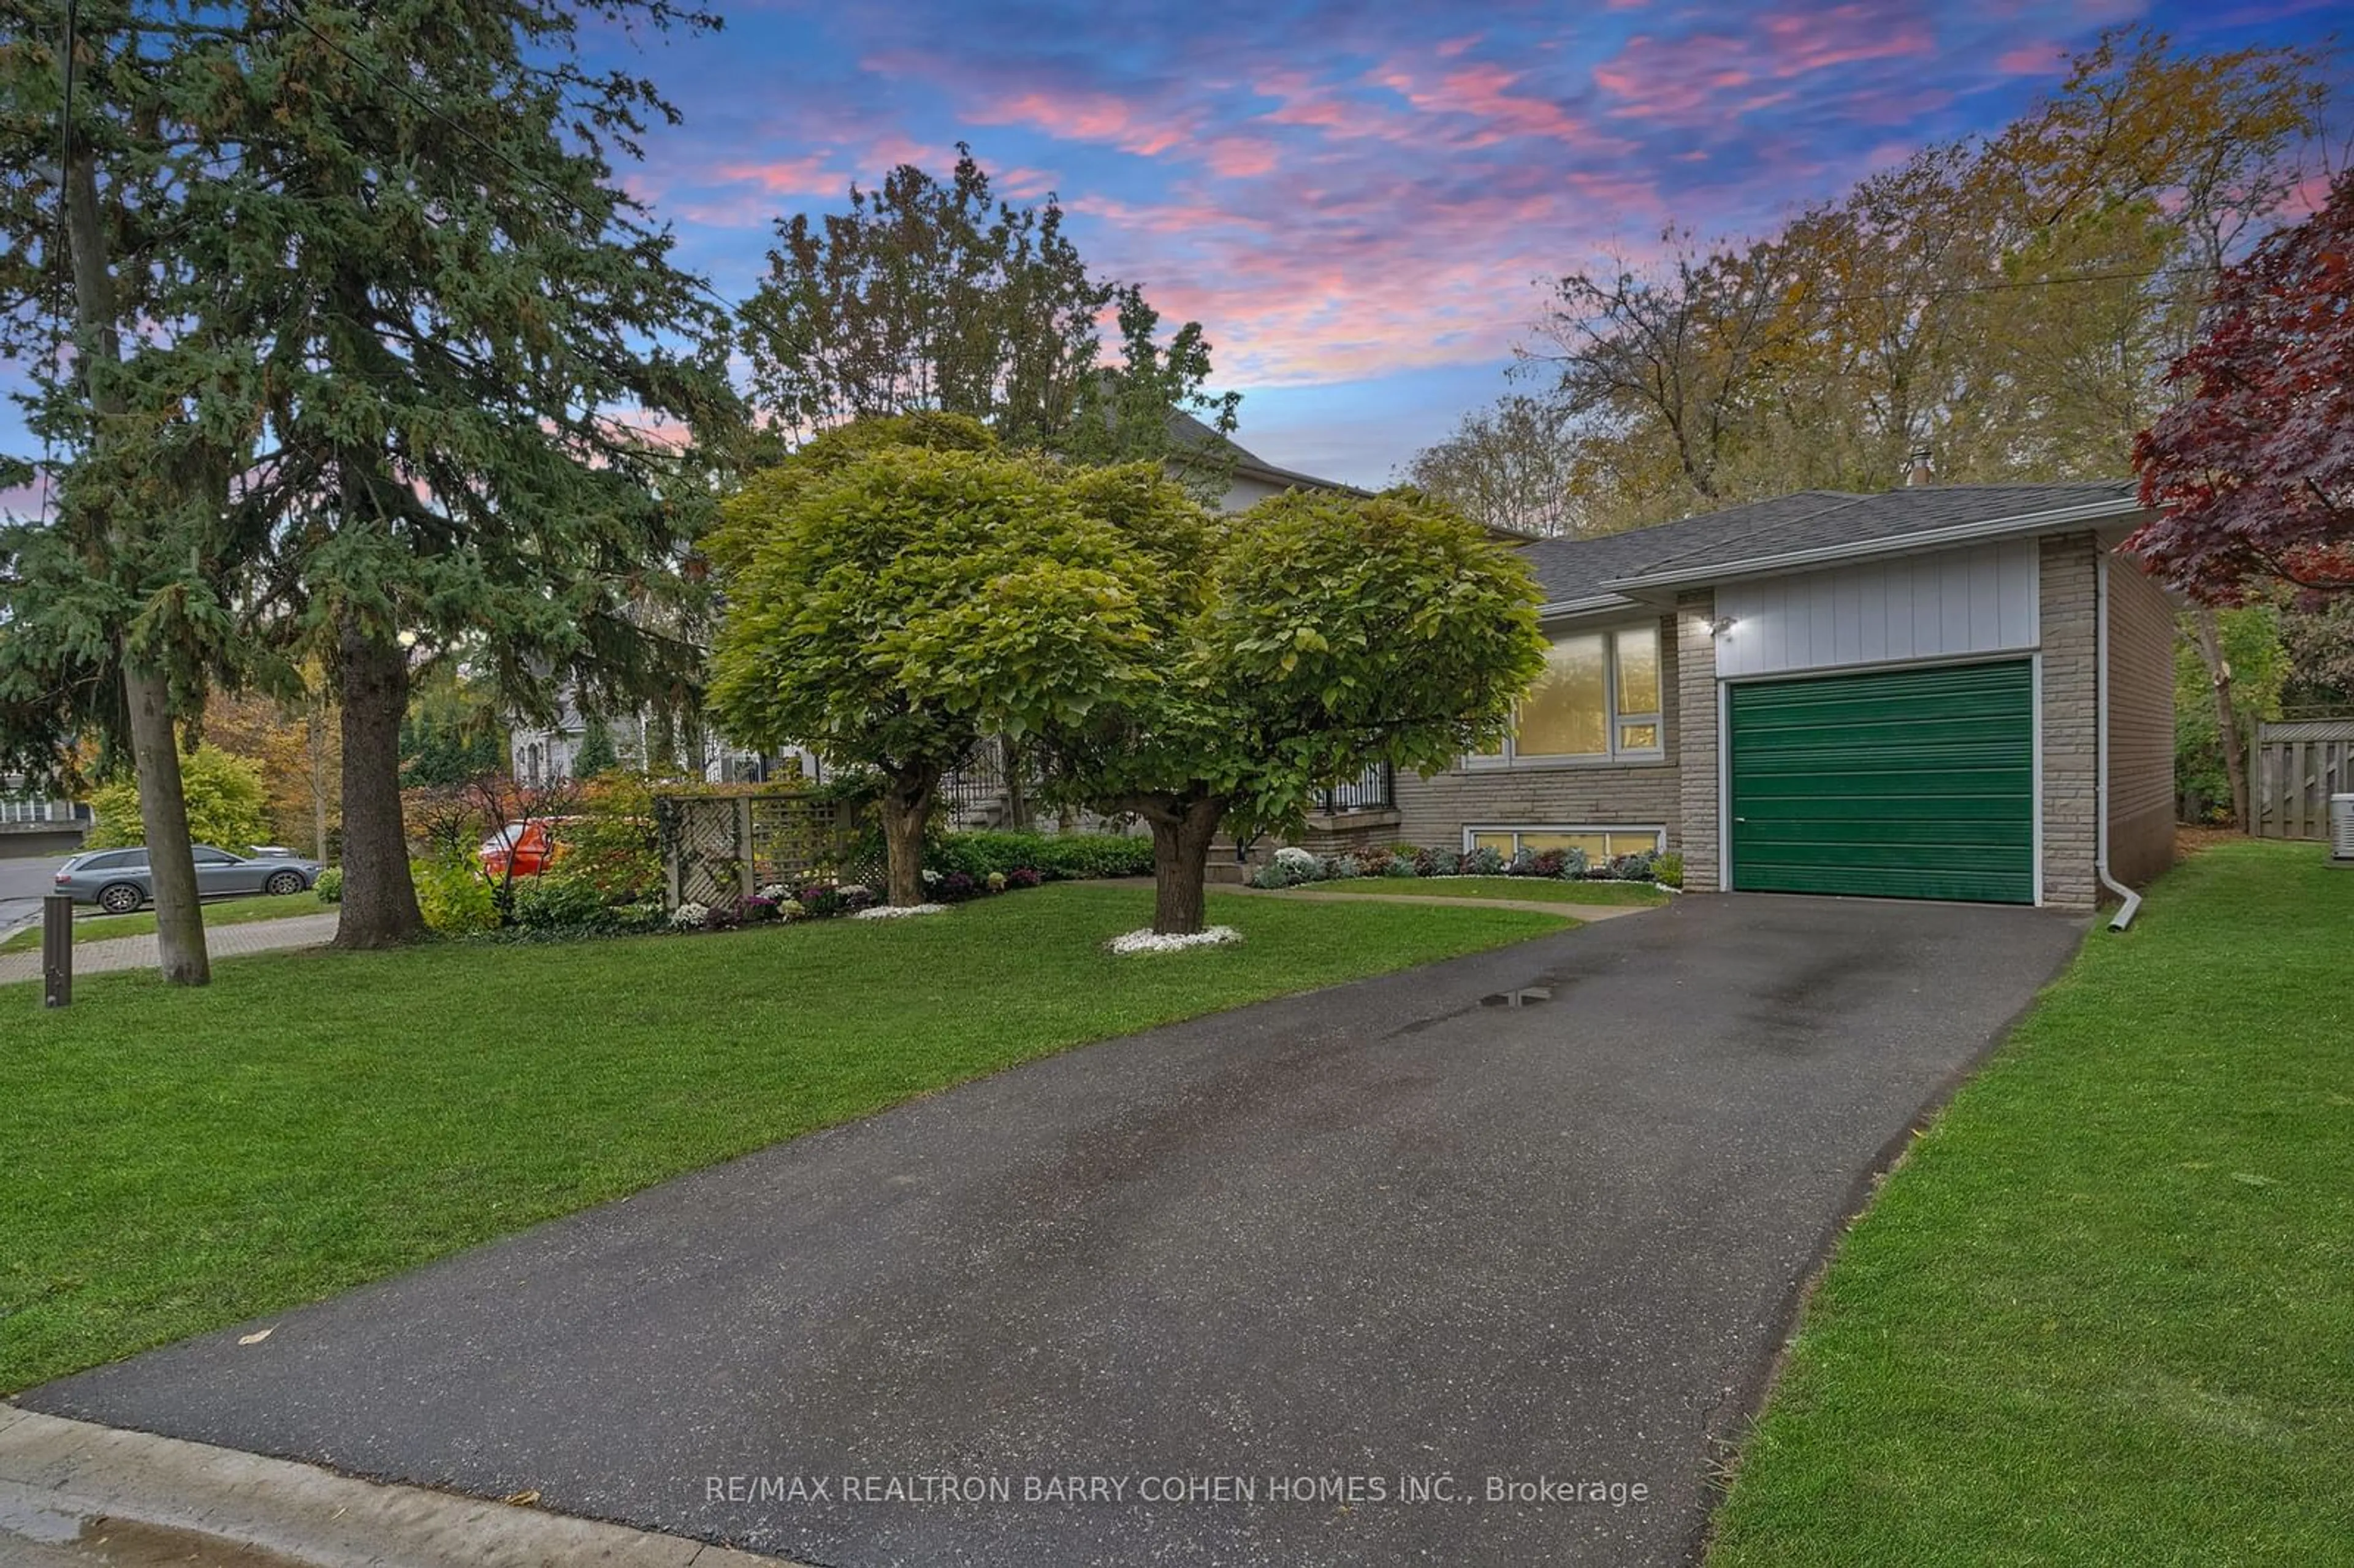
2253;720;2354;840
654;790;883;909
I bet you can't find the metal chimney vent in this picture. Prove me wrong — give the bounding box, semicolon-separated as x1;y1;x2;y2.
2331;793;2354;864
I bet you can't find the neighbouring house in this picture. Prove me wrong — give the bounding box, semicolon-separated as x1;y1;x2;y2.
1162;408;1368;512
1305;482;2176;911
0;774;91;859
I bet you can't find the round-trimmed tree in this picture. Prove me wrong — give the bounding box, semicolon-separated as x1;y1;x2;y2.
1036;481;1547;935
708;421;1154;906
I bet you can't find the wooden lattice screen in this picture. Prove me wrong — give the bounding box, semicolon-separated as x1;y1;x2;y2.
654;791;885;909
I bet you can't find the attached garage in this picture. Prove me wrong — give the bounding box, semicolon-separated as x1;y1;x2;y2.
1728;659;2035;904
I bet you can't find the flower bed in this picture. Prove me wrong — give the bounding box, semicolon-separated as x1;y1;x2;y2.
1248;842;1683;892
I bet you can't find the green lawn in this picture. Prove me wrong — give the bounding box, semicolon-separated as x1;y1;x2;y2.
0;884;1567;1393
1709;838;2354;1566
0;891;325;955
1288;875;1668;907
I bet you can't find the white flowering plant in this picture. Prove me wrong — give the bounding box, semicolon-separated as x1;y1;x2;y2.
1107;925;1243;955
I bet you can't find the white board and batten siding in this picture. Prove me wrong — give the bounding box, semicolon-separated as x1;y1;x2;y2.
1712;539;2040;680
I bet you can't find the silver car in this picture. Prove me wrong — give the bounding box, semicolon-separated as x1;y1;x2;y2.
53;845;323;913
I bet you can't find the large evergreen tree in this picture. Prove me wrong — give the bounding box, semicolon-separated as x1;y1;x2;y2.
132;2;737;945
4;1;743;951
0;0;260;983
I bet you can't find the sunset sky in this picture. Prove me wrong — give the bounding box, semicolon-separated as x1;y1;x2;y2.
591;0;2348;483
4;1;2347;506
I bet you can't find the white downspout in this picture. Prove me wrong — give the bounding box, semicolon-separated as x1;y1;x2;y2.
2094;549;2142;931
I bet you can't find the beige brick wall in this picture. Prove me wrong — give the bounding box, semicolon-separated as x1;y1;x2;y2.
1674;590;1720;891
1395;611;1683;852
2105;548;2178;887
2040;534;2100;910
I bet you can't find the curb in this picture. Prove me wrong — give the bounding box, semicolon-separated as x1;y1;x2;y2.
0;1406;797;1567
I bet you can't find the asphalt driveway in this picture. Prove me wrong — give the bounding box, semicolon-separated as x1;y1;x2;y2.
20;894;2087;1567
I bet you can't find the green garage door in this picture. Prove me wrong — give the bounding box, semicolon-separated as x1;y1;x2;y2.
1729;659;2034;904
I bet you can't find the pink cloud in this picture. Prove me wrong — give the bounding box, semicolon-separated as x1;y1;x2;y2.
1995;40;2069;75
971;88;1194;157
712;157;839;196
1755;8;1937;75
1595;6;1936;123
1201;136;1279;178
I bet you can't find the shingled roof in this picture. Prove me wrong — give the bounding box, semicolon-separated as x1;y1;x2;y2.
1519;482;2141;607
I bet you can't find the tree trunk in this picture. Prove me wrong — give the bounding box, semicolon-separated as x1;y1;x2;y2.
876;764;940;907
1145;795;1225;935
2191;607;2250;832
123;669;211;984
62;48;207;984
334;617;425;947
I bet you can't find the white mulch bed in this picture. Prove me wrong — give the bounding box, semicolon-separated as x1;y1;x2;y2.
853;902;951;919
1107;925;1243;954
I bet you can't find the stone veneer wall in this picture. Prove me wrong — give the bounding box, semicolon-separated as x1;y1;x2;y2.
2039;533;2100;910
1672;590;1720;892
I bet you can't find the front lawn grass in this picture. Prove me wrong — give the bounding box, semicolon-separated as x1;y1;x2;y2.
1708;838;2354;1566
0;884;1566;1393
1287;875;1667;908
0;891;324;955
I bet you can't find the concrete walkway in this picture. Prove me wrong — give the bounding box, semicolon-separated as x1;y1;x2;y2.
0;1406;788;1567
0;913;340;988
1234;885;1664;920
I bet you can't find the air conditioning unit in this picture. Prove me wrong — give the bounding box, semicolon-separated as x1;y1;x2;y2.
2332;794;2354;866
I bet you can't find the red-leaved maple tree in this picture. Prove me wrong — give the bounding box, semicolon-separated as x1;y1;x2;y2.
2132;172;2354;600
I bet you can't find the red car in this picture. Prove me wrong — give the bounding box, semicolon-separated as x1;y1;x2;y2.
480;818;576;879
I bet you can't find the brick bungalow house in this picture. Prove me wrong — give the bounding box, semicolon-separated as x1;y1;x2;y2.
1362;482;2174;911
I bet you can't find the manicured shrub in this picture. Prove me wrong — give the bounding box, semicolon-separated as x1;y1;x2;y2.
930;830;1154;881
1653;851;1684;889
413;858;498;935
512;877;614;932
313;867;344;904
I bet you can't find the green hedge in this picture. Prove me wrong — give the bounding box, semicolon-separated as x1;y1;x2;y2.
930;830;1154;881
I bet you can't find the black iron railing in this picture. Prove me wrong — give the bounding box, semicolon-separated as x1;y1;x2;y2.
1314;763;1394;815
